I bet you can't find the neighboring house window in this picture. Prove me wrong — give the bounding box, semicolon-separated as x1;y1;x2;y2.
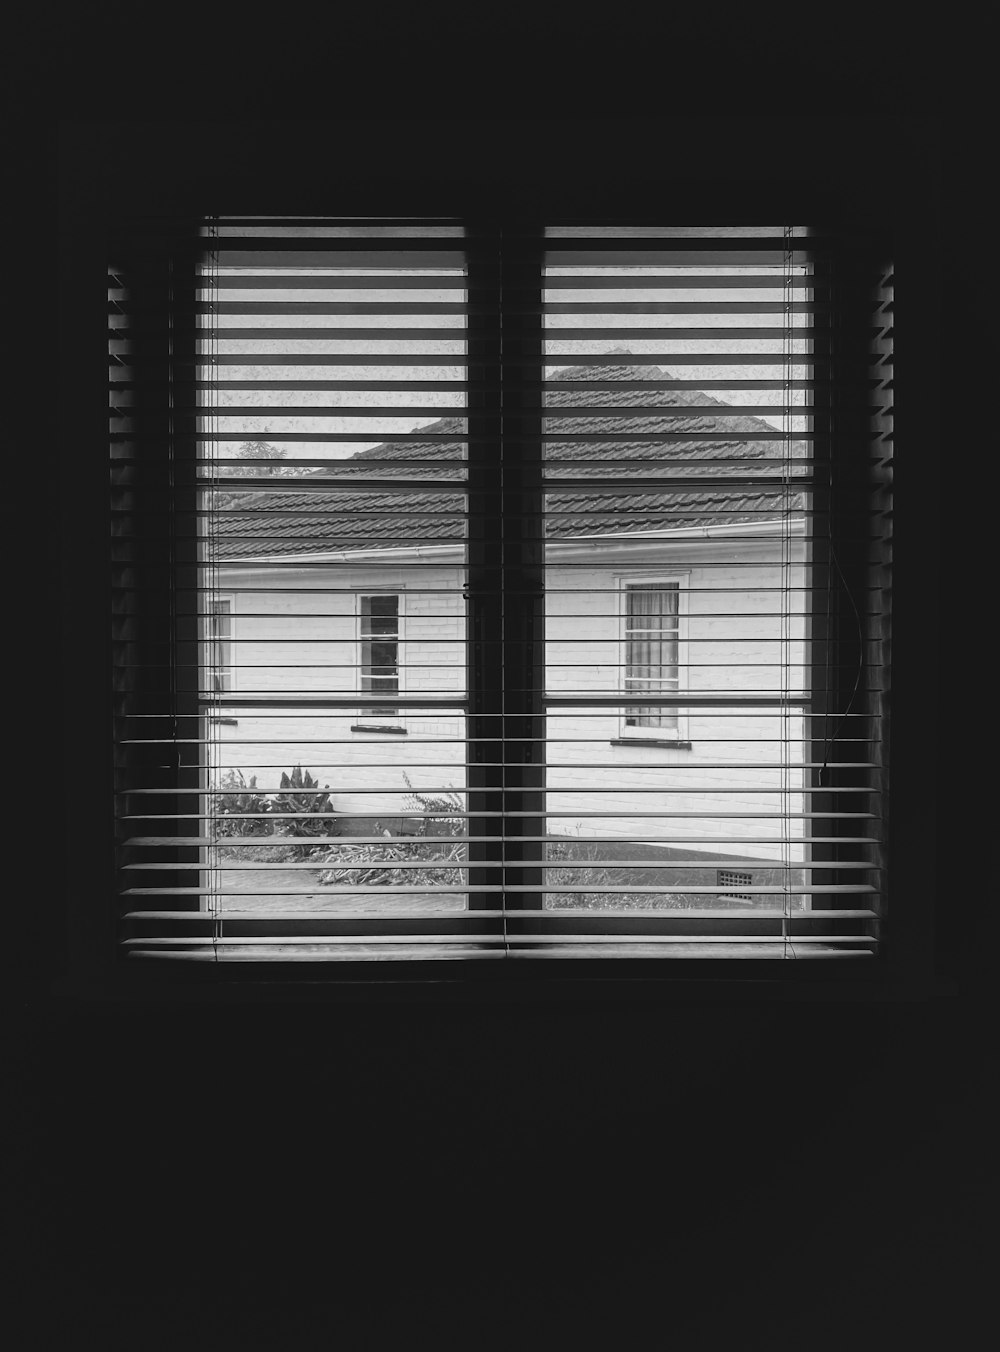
355;594;403;730
621;581;684;738
208;598;233;694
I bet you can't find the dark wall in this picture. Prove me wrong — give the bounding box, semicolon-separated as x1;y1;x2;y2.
13;97;984;1349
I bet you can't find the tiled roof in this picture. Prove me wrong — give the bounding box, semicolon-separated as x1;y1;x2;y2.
214;362;804;560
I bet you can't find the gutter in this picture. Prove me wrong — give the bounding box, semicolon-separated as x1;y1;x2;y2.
219;518;806;572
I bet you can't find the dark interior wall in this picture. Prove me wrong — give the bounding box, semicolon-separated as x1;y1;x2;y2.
13;107;985;1349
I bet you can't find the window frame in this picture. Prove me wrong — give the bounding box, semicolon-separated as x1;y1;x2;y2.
206;594;235;696
54;169;945;1005
616;572;690;745
351;590;407;735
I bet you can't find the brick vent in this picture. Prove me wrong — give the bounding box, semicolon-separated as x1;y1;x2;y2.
717;869;753;903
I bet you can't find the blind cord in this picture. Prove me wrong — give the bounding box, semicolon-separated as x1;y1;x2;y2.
781;225;796;959
206;220;221;963
499;224;510;961
818;268;865;788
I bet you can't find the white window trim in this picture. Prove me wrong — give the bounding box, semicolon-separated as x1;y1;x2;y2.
353;589;406;734
615;571;690;744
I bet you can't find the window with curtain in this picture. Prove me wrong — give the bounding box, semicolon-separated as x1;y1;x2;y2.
110;219;892;976
622;582;682;734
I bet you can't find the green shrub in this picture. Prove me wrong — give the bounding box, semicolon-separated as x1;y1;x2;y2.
545;839;691;908
214;768;273;838
401;772;464;838
318;775;465;889
270;766;336;853
318;831;465;889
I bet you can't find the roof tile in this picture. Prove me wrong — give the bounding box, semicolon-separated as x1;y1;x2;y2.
214;362;804;559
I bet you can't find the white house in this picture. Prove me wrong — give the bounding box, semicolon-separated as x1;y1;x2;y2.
207;362;809;884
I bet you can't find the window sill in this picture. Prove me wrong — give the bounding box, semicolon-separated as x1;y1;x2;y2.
350;725;408;735
610;738;692;750
58;949;956;1007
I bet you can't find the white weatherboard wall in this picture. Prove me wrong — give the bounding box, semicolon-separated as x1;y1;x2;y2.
209;558;468;817
213;530;806;863
544;534;806;863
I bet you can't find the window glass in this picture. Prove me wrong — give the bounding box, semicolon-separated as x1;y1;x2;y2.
113;221;887;966
208;598;233;693
624;583;680;730
360;594;400;715
541;249;812;918
197;232;471;926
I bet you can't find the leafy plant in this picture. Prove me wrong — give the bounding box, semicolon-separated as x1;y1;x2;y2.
214;768;273;838
270;766;336;848
401;771;464;838
317;774;466;889
218;435;314;479
209;435;314;509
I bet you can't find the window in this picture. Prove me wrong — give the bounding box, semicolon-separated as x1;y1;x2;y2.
621;580;684;738
355;594;404;731
108;218;893;981
206;598;234;694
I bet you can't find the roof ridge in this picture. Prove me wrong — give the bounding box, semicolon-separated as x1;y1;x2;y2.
342;359;780;466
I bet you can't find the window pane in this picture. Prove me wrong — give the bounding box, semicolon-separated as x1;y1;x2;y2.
625;584;679;727
367;595;398;620
361;595;399;636
204;713;470;914
208;599;233;694
199;236;470;918
365;640;399;675
541;249;812;913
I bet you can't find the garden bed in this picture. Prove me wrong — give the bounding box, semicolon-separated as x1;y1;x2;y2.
216;868;466;912
210;767;803;912
210;833;803;912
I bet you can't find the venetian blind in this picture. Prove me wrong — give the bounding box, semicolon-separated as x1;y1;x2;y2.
112;220;891;971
